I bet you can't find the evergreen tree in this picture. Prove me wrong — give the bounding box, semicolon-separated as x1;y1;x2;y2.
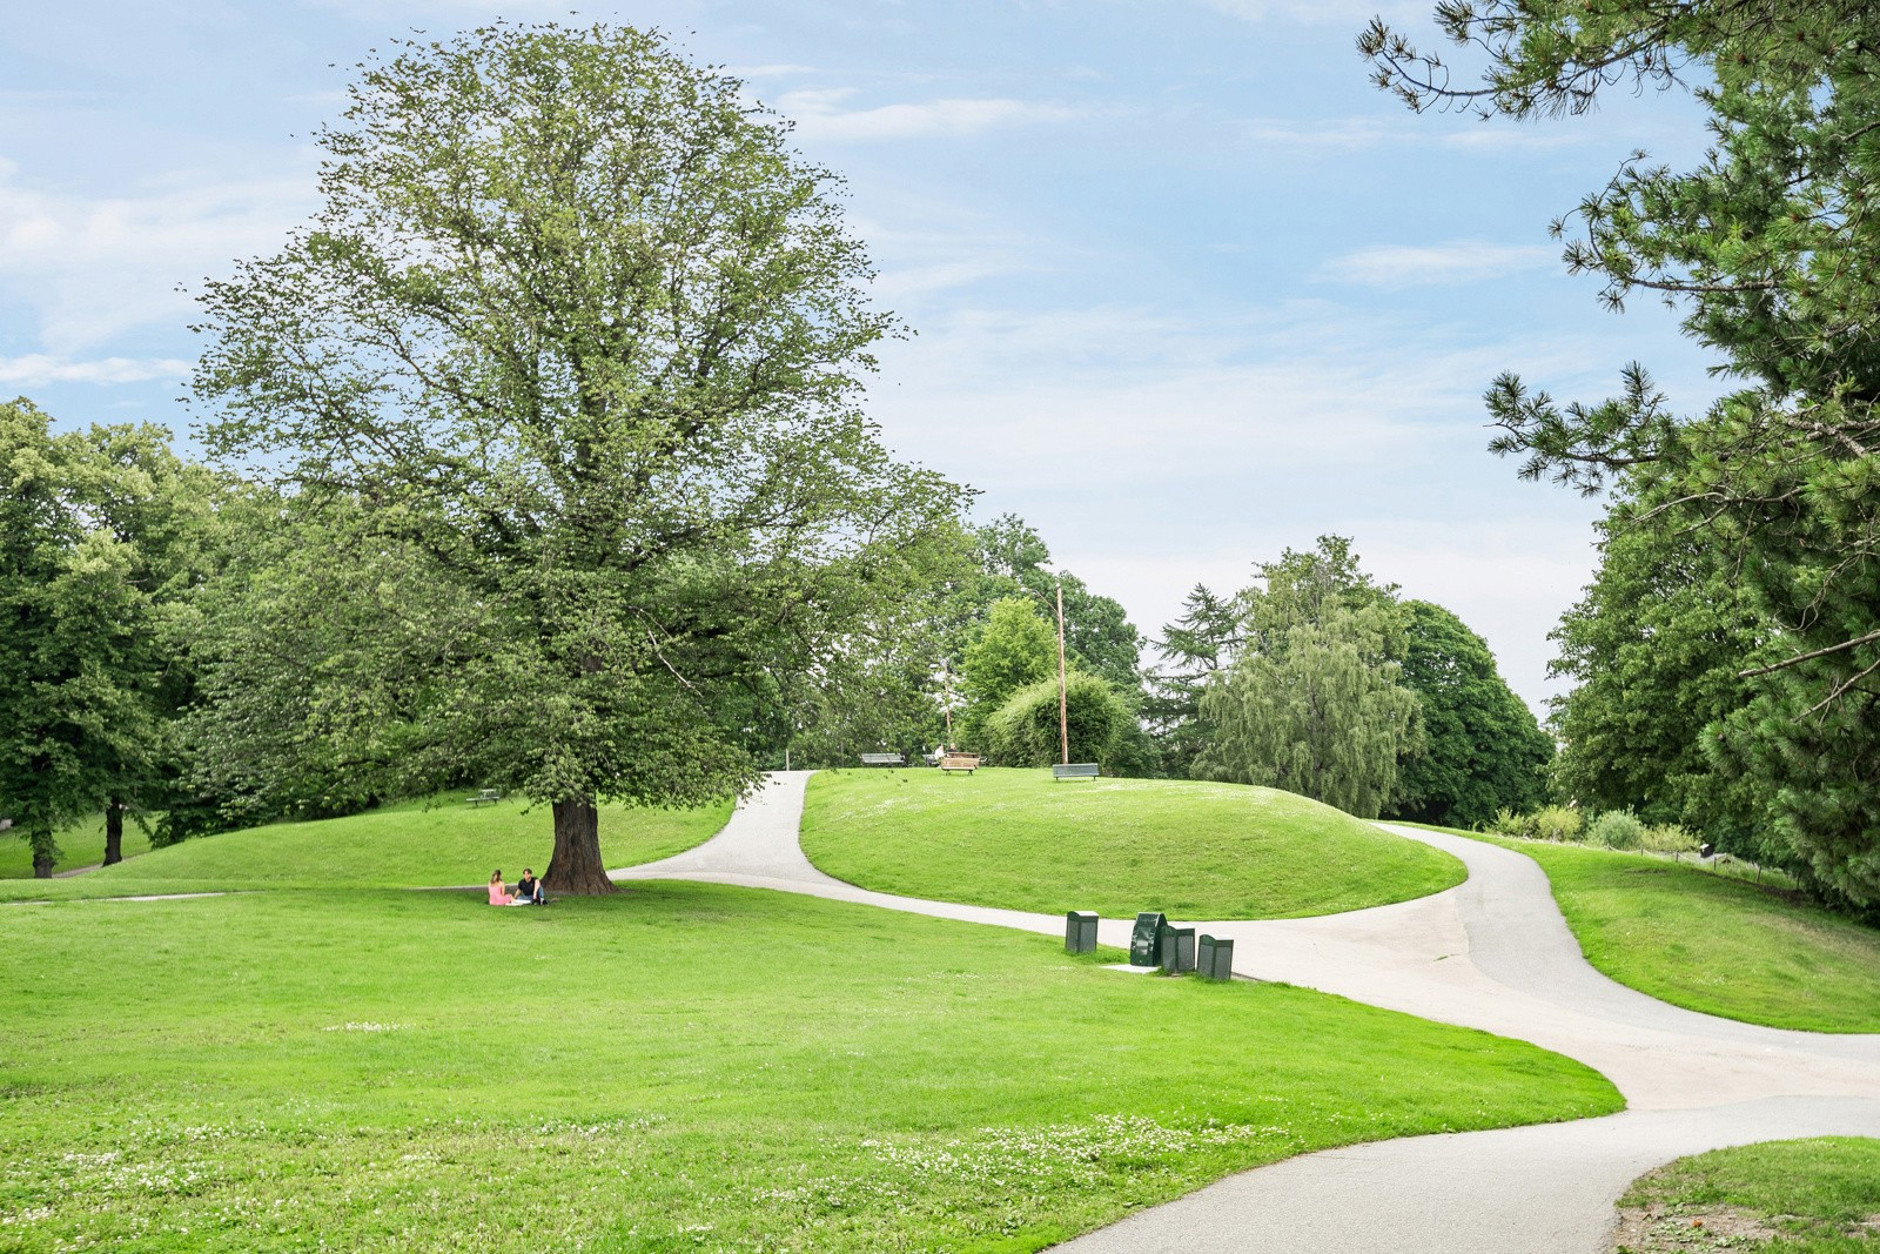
1366;0;1880;905
1546;505;1764;845
1146;583;1240;778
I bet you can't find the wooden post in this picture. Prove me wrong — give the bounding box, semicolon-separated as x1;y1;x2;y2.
1055;578;1070;765
943;663;954;748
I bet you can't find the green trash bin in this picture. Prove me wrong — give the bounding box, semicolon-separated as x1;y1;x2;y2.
1198;934;1234;981
1064;911;1098;954
1159;926;1196;974
1130;912;1166;967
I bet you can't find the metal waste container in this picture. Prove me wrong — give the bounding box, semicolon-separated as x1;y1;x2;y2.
1130;912;1166;967
1198;934;1234;980
1159;925;1196;974
1064;910;1098;954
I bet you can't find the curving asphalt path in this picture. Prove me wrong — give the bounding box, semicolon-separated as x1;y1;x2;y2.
615;771;1880;1253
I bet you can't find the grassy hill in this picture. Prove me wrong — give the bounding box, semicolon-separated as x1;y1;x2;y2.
801;768;1466;919
0;871;1619;1252
0;812;152;878
0;793;731;899
1458;831;1880;1033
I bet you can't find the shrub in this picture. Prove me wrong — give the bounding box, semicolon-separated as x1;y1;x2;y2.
1643;823;1703;856
1589;809;1647;850
1531;805;1585;843
1486;807;1535;837
981;672;1128;768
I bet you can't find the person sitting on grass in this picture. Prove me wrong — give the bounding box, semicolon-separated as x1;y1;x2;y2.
488;870;520;906
515;868;545;905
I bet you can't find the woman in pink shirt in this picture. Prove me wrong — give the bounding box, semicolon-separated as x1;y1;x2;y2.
488;870;517;906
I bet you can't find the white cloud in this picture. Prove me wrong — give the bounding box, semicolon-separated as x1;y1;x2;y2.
868;300;1597;493
727;63;818;79
1203;0;1428;26
0;159;315;353
1240;117;1395;149
0;354;191;386
1241;115;1578;153
1318;241;1558;288
779;90;1082;142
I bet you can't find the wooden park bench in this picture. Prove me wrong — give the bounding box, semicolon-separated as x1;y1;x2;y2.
858;753;906;767
466;789;503;807
1052;762;1100;782
938;753;980;774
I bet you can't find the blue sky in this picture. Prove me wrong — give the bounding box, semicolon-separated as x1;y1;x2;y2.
0;0;1722;712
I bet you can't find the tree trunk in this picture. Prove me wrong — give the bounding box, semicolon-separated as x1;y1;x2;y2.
104;801;124;866
32;842;53;879
545;797;616;895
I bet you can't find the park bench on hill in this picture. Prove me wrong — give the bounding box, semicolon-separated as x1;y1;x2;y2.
858;753;905;767
466;789;502;807
939;753;980;774
1052;762;1100;782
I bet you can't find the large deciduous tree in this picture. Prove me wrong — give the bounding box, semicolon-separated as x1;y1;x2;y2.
192;24;959;893
1389;600;1552;829
1364;0;1880;906
0;401;216;875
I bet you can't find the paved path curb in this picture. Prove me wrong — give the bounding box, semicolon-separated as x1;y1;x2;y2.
615;771;1880;1253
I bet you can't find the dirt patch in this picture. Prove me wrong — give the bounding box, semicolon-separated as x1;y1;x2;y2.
1613;1206;1880;1252
1611;1205;1781;1252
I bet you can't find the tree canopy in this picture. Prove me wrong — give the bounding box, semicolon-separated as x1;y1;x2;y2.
1368;0;1880;908
191;23;960;892
1390;600;1552;829
0;400;218;875
1190;538;1424;817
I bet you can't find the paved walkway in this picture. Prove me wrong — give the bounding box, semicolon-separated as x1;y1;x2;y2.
616;771;1880;1252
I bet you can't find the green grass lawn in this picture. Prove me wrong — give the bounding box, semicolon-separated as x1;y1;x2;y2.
0;812;153;877
800;768;1465;919
1447;830;1880;1034
0;794;730;899
0;876;1620;1253
1619;1137;1880;1251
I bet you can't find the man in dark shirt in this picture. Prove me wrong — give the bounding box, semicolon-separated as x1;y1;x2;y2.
515;869;545;905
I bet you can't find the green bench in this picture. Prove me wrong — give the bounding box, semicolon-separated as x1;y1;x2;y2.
858;753;905;767
467;789;503;807
1052;763;1100;782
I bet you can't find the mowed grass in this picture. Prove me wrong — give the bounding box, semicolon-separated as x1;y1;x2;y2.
0;813;153;878
0;880;1620;1253
0;794;730;900
1620;1137;1880;1251
800;768;1465;919
1458;832;1880;1033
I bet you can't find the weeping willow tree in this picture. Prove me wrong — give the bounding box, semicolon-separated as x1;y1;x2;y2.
1190;540;1423;817
1194;604;1422;818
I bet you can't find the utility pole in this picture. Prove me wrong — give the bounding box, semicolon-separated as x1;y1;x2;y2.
942;663;954;748
1055;577;1070;765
